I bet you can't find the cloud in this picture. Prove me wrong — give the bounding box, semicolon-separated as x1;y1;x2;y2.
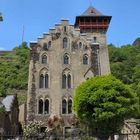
0;47;5;50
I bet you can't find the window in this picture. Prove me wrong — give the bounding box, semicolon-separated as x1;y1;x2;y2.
93;37;97;42
48;41;51;48
62;74;66;88
44;99;49;114
39;74;44;88
68;99;72;114
64;55;69;64
43;43;48;51
45;74;49;88
63;37;68;48
83;55;88;65
79;42;82;48
42;55;47;64
38;99;43;114
64;26;67;32
67;74;71;89
62;99;67;114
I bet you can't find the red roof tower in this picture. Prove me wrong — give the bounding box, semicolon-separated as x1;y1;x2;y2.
75;6;111;33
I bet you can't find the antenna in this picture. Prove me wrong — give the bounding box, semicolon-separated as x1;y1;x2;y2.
22;25;25;43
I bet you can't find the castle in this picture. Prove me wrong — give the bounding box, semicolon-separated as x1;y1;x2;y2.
27;5;111;127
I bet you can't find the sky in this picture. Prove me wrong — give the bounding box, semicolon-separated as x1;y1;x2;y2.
0;0;140;50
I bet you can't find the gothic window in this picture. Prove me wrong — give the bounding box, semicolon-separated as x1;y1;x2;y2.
67;74;71;89
64;54;69;64
83;55;88;65
43;43;48;51
68;99;72;114
79;42;82;48
45;74;49;88
42;55;47;64
39;74;44;88
48;41;51;48
93;37;97;43
62;99;67;114
44;99;49;114
38;99;43;114
63;37;68;48
64;26;67;32
62;74;66;88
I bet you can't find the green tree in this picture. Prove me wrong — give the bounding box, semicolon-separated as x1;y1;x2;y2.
73;75;139;140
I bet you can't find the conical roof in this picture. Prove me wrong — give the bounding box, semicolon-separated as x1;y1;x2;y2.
82;5;104;16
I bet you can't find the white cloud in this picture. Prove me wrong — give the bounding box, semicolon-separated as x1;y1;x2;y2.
0;47;5;50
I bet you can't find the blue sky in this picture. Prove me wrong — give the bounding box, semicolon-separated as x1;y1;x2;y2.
0;0;140;50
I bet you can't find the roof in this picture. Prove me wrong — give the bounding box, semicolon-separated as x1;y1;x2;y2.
2;95;14;111
81;6;104;16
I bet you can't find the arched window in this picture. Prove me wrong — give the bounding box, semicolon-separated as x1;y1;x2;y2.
43;43;48;51
64;55;69;64
68;99;72;114
62;99;67;114
40;74;44;88
42;55;47;64
63;37;68;48
67;74;71;89
62;74;66;88
48;41;51;48
44;99;49;114
79;42;82;48
83;55;88;65
38;99;43;114
45;74;49;88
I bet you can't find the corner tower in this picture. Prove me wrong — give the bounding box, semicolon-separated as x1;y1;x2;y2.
75;6;111;75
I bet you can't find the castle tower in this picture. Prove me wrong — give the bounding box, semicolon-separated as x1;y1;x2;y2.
27;6;111;127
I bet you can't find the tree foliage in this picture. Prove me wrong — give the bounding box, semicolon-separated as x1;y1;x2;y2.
0;42;29;97
73;75;139;137
108;44;140;95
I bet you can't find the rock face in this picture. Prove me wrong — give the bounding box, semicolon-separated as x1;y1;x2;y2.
133;38;140;46
27;6;111;127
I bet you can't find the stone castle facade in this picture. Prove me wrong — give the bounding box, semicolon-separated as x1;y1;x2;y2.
27;6;111;126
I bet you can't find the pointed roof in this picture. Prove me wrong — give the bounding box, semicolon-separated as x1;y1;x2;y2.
82;6;104;16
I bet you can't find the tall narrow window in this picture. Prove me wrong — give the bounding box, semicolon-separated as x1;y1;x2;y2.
40;74;44;88
67;74;71;89
63;37;67;48
42;55;47;64
48;41;51;48
64;55;69;64
68;99;72;114
79;42;82;48
93;37;97;43
44;99;49;114
45;74;49;88
38;99;43;114
62;74;66;88
43;43;48;51
62;99;67;114
64;26;67;32
83;55;88;65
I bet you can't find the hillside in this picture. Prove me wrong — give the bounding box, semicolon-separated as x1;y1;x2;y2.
0;42;29;103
